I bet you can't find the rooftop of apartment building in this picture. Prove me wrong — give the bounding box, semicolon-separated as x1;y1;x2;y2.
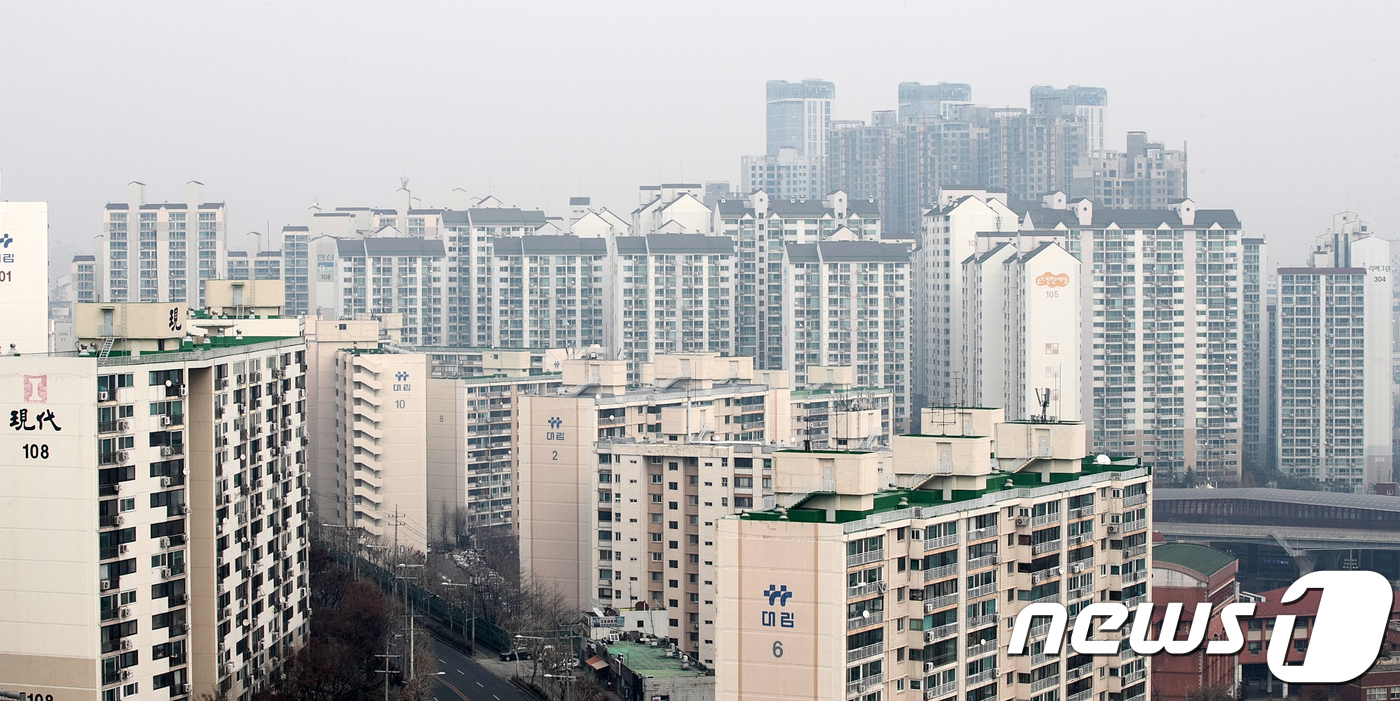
715;194;880;218
741;451;1146;524
605;639;708;679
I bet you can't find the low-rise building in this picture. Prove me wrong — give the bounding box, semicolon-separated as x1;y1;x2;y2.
1149;542;1240;701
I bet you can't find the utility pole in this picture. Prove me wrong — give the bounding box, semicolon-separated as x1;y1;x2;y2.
374;638;400;701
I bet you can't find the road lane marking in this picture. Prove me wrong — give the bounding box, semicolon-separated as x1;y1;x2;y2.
436;675;474;701
476;682;484;687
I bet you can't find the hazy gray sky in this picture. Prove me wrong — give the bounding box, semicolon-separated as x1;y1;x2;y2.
2;1;1397;276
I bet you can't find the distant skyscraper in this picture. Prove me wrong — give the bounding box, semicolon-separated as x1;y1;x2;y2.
1078;132;1188;209
1031;84;1109;153
1274;213;1393;491
897;81;973;121
764;79;834;196
741;148;819;199
98;181;225;307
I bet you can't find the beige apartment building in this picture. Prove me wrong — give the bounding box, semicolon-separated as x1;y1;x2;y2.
0;292;311;701
519;352;903;665
716;408;1152;701
316;341;566;552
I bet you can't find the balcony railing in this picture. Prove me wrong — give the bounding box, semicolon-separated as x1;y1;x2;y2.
968;525;997;541
847;610;884;630
923;593;957;612
1124;492;1148;507
1031;675;1061;694
1068;531;1093;546
1124;544;1148;558
847;581;885;599
1124;594;1146;609
966;555;997;571
1122;570;1147;584
1032;539;1062;555
1122;518;1147;533
845;673;882;696
1067;662;1093;682
847;549;884;568
967;583;997;600
924;534;958;550
1122;667;1147;685
1069;689;1094;701
1068;505;1095;519
1031;512;1061;527
923;563;958;582
924;680;958;700
1067;586;1093;601
966;639;997;658
924;623;958;643
1033;591;1062;605
968;613;998;630
845;642;883;663
967;668;998;686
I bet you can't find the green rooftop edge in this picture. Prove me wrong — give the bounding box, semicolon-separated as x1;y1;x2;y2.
741;455;1150;524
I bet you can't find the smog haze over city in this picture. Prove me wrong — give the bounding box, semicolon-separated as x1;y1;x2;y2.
1;0;1397;272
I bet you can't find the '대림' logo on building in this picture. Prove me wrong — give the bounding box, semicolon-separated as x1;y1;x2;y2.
1036;272;1070;288
760;585;794;629
392;372;411;392
1007;570;1391;684
546;416;565;441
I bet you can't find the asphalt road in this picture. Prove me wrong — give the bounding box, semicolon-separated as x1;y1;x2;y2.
428;635;531;701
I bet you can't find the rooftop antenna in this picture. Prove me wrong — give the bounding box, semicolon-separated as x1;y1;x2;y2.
1034;387;1052;423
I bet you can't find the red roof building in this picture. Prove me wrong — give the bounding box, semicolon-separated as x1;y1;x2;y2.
1151;542;1241;700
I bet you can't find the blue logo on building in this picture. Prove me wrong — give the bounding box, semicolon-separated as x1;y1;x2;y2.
395;371;409;382
548;417;562;429
0;234;11;248
763;585;793;606
761;585;795;629
392;371;411;392
546;416;565;441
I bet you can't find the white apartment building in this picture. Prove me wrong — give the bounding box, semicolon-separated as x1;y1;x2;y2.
1273;212;1393;490
0;193;49;353
489;235;608;350
963;240;1082;421
633;184;713;236
332;235;446;347
782;240;912;433
915;190;1020;418
98;182;225;307
716;408;1153;701
716;190;883;369
611;233;737;375
0;296;310;701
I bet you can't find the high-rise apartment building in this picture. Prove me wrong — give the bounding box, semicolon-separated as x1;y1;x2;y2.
759;79;835;201
914;190;1020;417
741;148;820;200
1241;238;1268;471
331;236;447;347
490;235;608;350
74;254;99;303
1030;85;1109;154
828;114;902;214
0;193;51;354
1273;212;1393;490
633;184;713;236
986;108;1090;204
782;240;912;433
897;82;974;121
517;352;803;663
611;234;736;377
98;182;225;307
0;292;310;701
716;408;1152;701
1079;132;1188;209
963;239;1083;420
716;191;882;367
